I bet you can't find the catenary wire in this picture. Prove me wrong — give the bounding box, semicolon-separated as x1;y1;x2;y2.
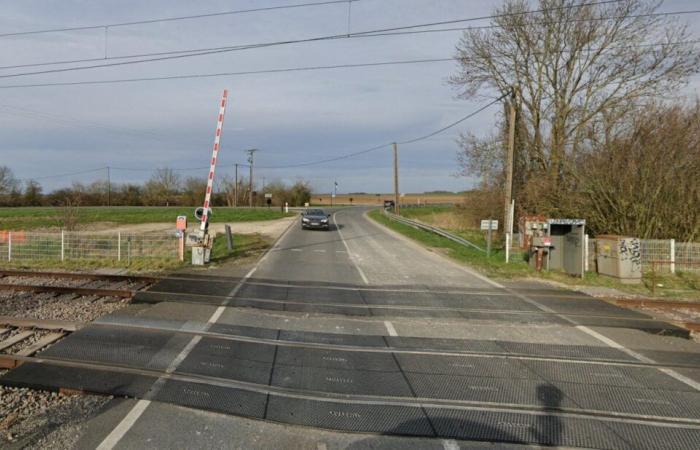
0;0;626;80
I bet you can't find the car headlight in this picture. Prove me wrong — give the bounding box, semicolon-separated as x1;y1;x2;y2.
321;219;328;223
302;217;310;223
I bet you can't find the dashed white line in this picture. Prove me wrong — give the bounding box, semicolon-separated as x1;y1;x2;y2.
384;321;398;337
96;400;151;450
97;219;298;449
291;248;302;252
313;249;326;253
333;210;369;285
442;439;460;450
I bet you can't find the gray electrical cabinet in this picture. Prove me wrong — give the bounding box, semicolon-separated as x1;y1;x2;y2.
595;235;642;284
547;219;586;278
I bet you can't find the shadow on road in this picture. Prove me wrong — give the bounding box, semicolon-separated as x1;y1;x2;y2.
344;384;565;448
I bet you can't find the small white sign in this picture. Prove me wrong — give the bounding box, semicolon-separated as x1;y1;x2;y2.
480;220;499;231
264;193;272;199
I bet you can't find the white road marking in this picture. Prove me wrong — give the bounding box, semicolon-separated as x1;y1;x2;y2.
96;400;152;450
442;439;460;450
335;250;346;253
333;210;369;285
384;321;398;337
291;248;302;252
97;220;298;449
370;209;700;392
313;249;326;253
208;306;227;324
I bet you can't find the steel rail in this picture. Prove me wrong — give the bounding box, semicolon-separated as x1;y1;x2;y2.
3;352;700;429
0;316;83;331
0;283;135;298
87;321;700;371
0;269;160;283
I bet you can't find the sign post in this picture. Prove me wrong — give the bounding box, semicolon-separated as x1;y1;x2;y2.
481;219;499;258
176;215;187;262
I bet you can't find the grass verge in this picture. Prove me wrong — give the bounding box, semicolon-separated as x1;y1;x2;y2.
369;209;530;279
0;207;292;230
369;209;700;300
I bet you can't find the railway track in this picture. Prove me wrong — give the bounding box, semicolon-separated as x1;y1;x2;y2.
0;269;160;284
0;269;158;299
0;317;81;369
5;350;700;430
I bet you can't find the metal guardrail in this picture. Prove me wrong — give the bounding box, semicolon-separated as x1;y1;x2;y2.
383;210;485;253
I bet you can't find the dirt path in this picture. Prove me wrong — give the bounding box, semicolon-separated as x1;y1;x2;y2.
86;216;296;239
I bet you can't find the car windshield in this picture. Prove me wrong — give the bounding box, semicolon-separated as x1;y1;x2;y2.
306;209;325;216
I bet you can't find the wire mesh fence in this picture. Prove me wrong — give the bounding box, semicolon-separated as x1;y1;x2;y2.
0;230;178;263
587;238;700;273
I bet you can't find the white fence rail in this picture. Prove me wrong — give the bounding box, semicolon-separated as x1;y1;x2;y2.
0;230;178;263
587;238;700;273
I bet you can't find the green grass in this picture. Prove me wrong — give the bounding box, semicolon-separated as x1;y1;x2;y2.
370;209;700;300
369;209;530;279
0;207;292;230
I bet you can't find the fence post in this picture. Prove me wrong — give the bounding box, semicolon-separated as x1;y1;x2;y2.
584;234;589;272
669;238;675;274
7;231;11;261
117;232;121;261
61;230;65;261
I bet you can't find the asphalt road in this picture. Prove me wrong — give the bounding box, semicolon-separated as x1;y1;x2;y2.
3;207;700;449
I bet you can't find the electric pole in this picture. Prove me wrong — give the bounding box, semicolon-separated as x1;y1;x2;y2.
393;142;400;214
246;149;258;207
106;166;111;207
234;163;238;207
504;88;517;236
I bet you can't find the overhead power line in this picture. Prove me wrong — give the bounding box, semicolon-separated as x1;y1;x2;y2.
0;57;455;89
0;0;359;38
35;97;506;180
4;32;700;91
0;0;625;80
6;1;695;73
258;95;507;170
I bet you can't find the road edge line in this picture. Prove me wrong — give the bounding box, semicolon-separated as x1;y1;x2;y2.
333;209;369;285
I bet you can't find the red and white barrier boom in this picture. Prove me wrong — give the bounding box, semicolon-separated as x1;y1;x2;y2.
200;89;229;231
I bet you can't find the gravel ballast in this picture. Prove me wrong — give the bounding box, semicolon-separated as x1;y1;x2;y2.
0;272;140;447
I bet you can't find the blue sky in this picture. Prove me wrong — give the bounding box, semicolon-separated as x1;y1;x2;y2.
0;0;698;194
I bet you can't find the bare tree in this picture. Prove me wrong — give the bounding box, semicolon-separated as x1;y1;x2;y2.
143;168;182;206
578;102;700;241
0;166;19;205
451;0;699;193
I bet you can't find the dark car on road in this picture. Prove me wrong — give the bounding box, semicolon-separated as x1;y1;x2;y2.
301;209;330;230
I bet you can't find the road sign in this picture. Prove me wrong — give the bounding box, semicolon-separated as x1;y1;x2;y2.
176;216;187;231
481;220;499;231
265;193;272;199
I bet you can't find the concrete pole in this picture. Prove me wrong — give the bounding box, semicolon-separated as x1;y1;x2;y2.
393;142;400;215
504;89;517;236
234;163;238;207
106;166;111;207
246;149;257;208
249;164;253;207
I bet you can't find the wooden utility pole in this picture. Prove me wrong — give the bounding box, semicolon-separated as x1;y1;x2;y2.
234;163;238;207
504;88;517;235
393;142;400;214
